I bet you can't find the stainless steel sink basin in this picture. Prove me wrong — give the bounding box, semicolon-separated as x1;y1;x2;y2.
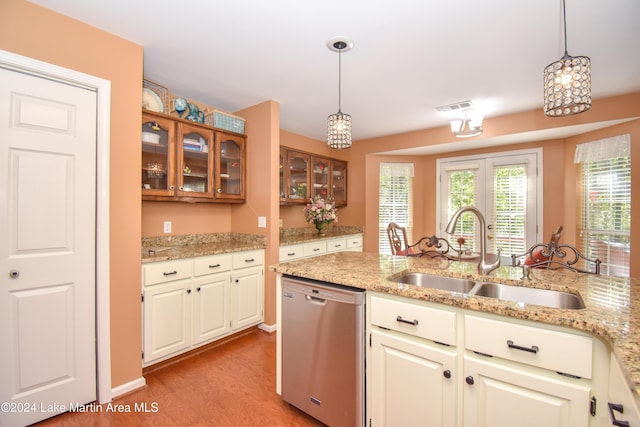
471;282;585;310
389;272;585;310
390;272;476;293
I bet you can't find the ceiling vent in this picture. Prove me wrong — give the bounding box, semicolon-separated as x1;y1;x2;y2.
436;100;474;113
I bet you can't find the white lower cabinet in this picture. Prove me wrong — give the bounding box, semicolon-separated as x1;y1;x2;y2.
463;355;591;427
608;356;640;426
367;292;611;427
370;328;457;427
279;233;363;262
142;250;264;366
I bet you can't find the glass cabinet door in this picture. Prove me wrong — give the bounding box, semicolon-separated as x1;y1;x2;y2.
215;132;245;200
286;151;310;203
331;159;348;206
177;122;214;199
279;147;286;203
310;156;330;199
142;113;175;197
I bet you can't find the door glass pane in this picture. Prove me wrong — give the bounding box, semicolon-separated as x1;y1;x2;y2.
287;154;308;200
446;169;477;252
220;139;242;195
491;164;527;255
311;158;330;199
182;131;209;193
142;119;169;191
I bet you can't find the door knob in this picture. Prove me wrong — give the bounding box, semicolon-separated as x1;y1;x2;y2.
9;270;19;279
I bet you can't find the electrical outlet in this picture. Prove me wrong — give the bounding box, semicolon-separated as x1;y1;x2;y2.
258;216;267;228
163;221;172;233
279;219;283;228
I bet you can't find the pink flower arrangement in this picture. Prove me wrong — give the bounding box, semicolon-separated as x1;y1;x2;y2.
304;196;338;224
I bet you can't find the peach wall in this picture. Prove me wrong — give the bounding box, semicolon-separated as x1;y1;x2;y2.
0;0;143;387
142;202;231;236
234;101;281;325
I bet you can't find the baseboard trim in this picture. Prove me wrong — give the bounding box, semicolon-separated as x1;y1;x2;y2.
258;322;276;333
111;377;146;399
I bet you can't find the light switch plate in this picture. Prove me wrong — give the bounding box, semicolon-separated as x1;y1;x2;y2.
163;221;172;233
258;216;267;228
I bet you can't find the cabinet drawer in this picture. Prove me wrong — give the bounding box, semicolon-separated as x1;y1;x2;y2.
347;235;363;249
193;254;232;276
370;295;456;345
279;244;305;262
326;238;347;252
303;241;326;257
464;315;593;379
143;259;192;286
232;250;263;269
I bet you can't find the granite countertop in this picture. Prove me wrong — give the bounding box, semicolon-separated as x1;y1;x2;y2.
279;225;364;246
270;251;639;401
141;232;267;263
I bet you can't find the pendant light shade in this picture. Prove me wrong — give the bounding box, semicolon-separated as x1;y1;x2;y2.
543;0;591;117
327;38;353;149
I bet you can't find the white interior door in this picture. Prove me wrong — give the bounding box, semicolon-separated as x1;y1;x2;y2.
0;67;97;426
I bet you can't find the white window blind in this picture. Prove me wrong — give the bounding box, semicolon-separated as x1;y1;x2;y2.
445;168;478;252
488;162;528;256
576;134;630;277
379;163;414;254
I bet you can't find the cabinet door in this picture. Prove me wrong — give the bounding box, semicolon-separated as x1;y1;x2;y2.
193;273;231;344
463;356;591;427
284;150;310;203
143;279;192;364
310;156;330;199
331;159;347;206
231;266;263;330
142;112;176;197
176;122;214;199
370;329;457;427
215;132;245;200
608;356;640;427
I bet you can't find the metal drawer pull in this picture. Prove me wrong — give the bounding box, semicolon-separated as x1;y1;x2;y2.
396;316;419;326
163;270;178;276
608;403;630;427
313;248;320;252
209;263;221;268
507;340;539;354
287;252;296;256
245;258;255;263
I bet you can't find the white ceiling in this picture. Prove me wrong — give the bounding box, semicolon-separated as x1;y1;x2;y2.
31;0;640;145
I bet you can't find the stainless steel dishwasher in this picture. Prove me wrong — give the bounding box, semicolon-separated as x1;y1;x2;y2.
281;275;365;427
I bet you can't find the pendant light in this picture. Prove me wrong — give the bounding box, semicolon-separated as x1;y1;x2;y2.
327;37;353;149
543;0;591;117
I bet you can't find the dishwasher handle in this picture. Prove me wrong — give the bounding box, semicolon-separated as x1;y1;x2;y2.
305;294;327;305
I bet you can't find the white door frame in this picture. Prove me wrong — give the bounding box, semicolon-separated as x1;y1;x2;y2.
0;50;112;404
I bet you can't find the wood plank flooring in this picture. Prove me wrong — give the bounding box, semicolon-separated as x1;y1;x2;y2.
37;329;325;426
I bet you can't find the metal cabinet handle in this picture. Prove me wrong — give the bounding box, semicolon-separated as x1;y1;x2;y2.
313;248;320;252
196;287;201;292
170;185;175;190
209;263;221;269
217;188;222;193
608;403;631;427
507;340;539;354
179;186;184;191
466;376;475;385
9;270;20;279
396;316;418;326
245;258;255;263
186;289;191;294
443;370;451;379
287;252;296;256
163;270;178;276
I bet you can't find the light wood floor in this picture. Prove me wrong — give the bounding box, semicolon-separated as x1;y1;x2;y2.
37;329;325;426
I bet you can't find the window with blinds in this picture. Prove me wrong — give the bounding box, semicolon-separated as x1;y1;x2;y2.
379;163;414;254
490;163;528;256
577;135;631;277
446;169;477;252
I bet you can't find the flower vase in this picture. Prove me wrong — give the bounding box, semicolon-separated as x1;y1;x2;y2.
315;222;328;236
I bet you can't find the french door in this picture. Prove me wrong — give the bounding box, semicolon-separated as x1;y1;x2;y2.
437;150;541;258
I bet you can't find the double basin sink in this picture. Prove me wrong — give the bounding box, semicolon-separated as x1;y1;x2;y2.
390;272;585;310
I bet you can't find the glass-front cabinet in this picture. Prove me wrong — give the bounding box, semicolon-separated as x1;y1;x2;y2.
283;150;310;204
330;159;347;206
215;132;245;200
141;110;246;203
310;156;330;199
142;113;175;197
177;122;214;199
279;146;348;206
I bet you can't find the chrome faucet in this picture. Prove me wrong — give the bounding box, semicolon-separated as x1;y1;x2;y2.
445;206;500;275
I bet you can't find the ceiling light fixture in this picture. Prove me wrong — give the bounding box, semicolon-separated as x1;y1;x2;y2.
327;37;353;149
543;0;591;117
450;110;483;138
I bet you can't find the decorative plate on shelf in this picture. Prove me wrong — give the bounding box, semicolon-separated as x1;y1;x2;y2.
142;88;163;112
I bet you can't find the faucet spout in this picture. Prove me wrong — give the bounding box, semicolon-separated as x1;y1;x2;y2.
445;206;500;275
